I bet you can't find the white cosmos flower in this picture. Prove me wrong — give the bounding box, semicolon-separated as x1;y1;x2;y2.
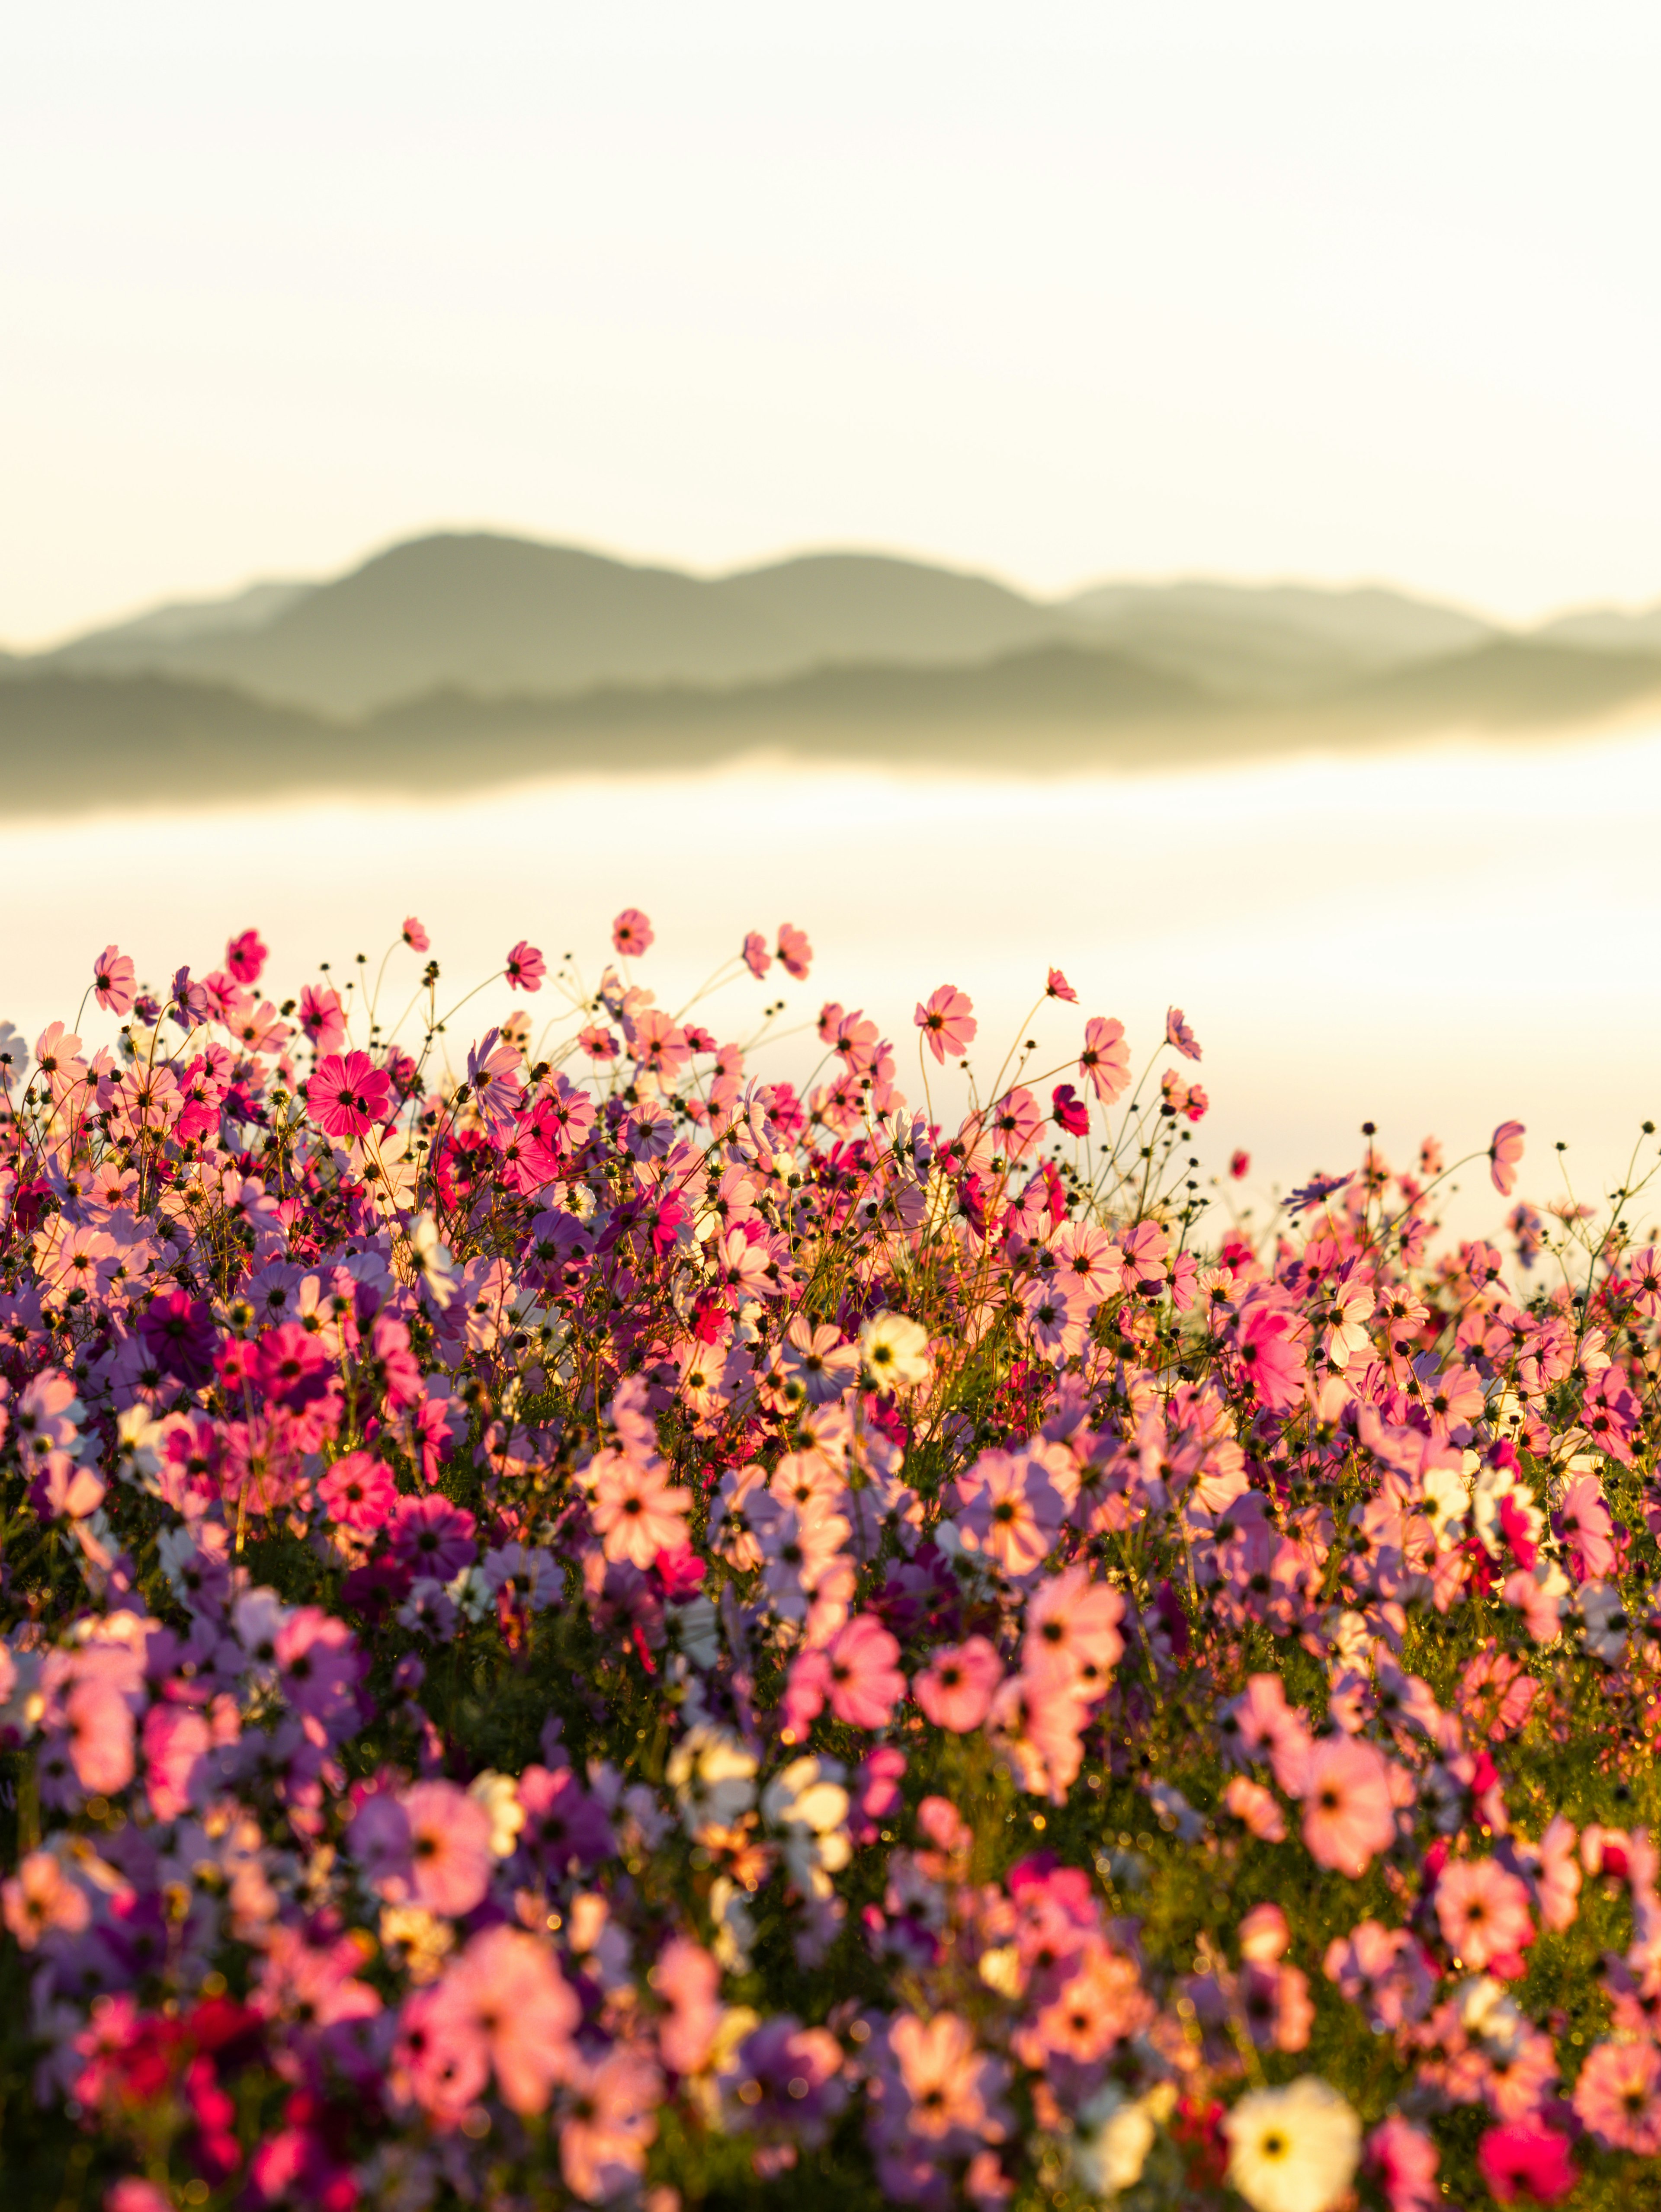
468;1770;525;1857
408;1212;459;1309
1580;1578;1630;1661
1072;2082;1167;2197
1224;2078;1361;2212
666;1726;759;1834
859;1310;931;1388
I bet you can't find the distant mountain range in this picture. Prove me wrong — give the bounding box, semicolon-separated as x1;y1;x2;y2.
4;532;1661;810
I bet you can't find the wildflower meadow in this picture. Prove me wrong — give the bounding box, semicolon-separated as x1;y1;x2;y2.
3;907;1661;2212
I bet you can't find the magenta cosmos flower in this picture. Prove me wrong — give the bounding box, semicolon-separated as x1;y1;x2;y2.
1476;2121;1575;2204
225;927;268;984
92;945;135;1016
301;1048;389;1141
915;985;977;1064
306;1050;391;1140
612;908;654;957
504;939;545;991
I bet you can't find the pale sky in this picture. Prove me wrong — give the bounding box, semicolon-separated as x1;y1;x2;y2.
6;0;1661;647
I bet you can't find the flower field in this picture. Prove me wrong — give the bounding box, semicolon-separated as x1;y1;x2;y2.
2;912;1659;2211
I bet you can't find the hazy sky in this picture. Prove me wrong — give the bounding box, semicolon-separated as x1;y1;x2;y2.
6;1;1661;646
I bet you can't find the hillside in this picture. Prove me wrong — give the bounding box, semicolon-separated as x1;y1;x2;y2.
35;535;1087;719
5;630;1661;816
16;530;1549;722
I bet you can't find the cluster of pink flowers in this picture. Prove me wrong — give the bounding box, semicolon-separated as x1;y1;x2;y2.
1;910;1659;2212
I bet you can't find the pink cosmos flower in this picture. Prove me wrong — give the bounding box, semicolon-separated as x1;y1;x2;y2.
401;1780;494;1917
1165;1005;1202;1061
306;1051;391;1139
401;916;430;951
1078;1016;1130;1104
1489;1120;1526;1196
387;1493;476;1580
1023;1564;1125;1688
275;1609;362;1731
1045;965;1077;1002
297;984;347;1054
317;1451;397;1531
429;1924;578;2114
955;1450;1065;1578
915;985;977;1064
988;1087;1043;1162
142;1703;212;1822
64;1677;136;1796
1223;1776;1287;1841
93;946;135;1017
888;2011;1005;2143
743;930;772;978
225;928;268;984
914;1636;1004;1732
1475;2121;1575;2204
776;922;813;977
504;939;545;992
1367;2116;1440;2212
1572;2036;1661;2154
612;909;654;957
2;1849;92;1949
559;2046;662;2199
653;1936;722;2075
1230;1148;1250;1178
826;1613;905;1730
1298;1737;1395;1877
1435;1857;1534;1973
589;1452;693;1569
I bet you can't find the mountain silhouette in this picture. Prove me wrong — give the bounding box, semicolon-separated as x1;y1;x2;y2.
22;530;1506;720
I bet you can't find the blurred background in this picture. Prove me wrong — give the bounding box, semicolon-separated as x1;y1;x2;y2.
4;1;1661;1229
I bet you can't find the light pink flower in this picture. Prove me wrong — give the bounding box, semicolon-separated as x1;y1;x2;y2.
889;2011;1007;2145
429;1924;579;2114
1078;1016;1130;1104
915;985;977;1064
914;1637;1003;1732
1435;1857;1534;1973
1573;2036;1661;2154
1165;1005;1202;1061
589;1453;692;1569
826;1613;905;1730
559;2045;661;2200
776;922;813;978
1045;966;1077;1002
1489;1120;1526;1196
402;916;430;951
92;946;135;1017
742;930;772;978
955;1450;1065;1578
1223;1775;1287;1841
612;909;654;957
298;983;347;1053
403;1781;494;1917
1299;1737;1395;1877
